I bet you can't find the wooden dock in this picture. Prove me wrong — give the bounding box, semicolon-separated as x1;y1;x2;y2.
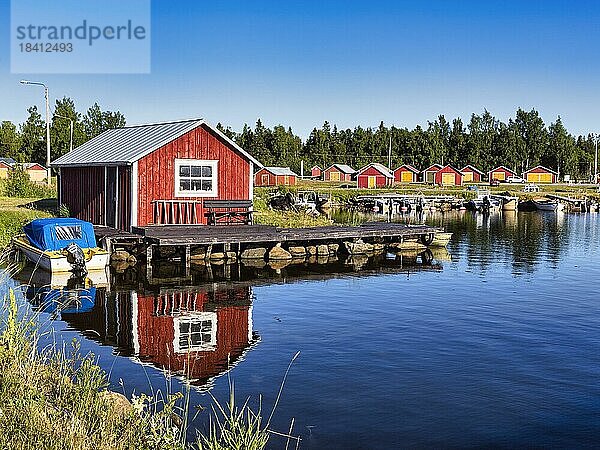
132;222;442;246
96;222;447;280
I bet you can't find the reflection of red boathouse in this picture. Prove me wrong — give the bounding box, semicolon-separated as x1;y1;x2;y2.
61;286;258;386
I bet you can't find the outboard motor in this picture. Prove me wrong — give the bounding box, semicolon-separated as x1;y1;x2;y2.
63;242;88;279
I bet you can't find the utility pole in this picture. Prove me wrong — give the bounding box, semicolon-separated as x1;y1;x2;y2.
388;134;392;168
595;134;598;184
21;80;51;186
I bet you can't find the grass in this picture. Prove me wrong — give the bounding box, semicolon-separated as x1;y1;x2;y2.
0;196;55;250
253;187;333;228
0;282;300;450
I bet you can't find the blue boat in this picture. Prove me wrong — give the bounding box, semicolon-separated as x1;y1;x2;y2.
13;218;109;273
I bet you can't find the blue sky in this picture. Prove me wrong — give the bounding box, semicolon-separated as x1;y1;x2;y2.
1;0;599;137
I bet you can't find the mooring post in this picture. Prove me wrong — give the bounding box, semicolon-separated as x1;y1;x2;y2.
184;245;191;277
146;244;153;281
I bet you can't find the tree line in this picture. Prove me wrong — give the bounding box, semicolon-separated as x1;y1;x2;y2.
1;101;597;181
219;109;597;181
0;98;125;165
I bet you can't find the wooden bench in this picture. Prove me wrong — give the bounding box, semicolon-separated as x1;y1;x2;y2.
204;200;253;225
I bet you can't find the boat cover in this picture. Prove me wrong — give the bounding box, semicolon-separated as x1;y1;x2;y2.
23;218;97;251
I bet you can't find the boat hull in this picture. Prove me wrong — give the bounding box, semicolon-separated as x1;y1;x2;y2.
532;200;558;212
13;236;109;273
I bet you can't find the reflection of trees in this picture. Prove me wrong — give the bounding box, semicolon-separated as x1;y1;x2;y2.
391;210;573;276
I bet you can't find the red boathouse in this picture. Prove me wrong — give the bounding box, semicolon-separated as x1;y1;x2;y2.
460;165;484;183
323;164;355;182
52;119;262;230
311;165;323;179
393;164;420;183
488;166;516;182
434;165;464;186
254;167;298;187
356;163;394;188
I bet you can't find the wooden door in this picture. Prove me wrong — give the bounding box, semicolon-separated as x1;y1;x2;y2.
368;176;377;188
105;167;117;227
401;171;413;182
493;171;505;181
463;172;473;182
441;172;455;185
330;171;340;181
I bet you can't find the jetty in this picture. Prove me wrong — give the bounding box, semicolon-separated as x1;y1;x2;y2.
546;194;594;212
94;222;447;279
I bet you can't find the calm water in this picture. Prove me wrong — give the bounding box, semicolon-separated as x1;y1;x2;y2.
4;210;600;449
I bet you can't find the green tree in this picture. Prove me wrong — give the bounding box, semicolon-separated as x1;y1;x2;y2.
82;102;126;140
51;97;86;160
19;107;45;164
547;117;576;179
0;121;23;161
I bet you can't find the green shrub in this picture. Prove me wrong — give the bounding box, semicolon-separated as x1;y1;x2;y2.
2;167;56;198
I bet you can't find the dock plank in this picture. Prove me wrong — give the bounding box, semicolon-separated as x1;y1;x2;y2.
132;222;442;246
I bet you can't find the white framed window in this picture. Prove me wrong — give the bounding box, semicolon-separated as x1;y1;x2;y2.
173;312;217;353
174;159;218;197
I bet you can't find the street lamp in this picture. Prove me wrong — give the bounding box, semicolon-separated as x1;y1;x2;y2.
595;134;599;184
54;114;74;152
20;80;51;187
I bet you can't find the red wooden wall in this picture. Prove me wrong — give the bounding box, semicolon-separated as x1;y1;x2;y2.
60;166;105;224
434;166;463;186
357;166;392;188
137;125;251;227
461;168;482;182
254;169;296;187
393;166;418;183
324;167;352;182
61;166;131;229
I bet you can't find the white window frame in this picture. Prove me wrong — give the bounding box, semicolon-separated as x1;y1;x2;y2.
174;159;218;197
173;312;218;353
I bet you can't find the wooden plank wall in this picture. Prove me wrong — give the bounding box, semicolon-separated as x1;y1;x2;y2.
137;125;251;226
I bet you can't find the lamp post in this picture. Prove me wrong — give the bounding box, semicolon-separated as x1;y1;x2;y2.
595;134;598;184
54;114;74;152
20;80;51;186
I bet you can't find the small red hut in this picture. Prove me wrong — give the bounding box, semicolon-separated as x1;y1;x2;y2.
356;163;394;188
324;164;355;182
254;167;298;187
422;164;443;184
52;119;262;230
434;165;463;186
523;165;558;183
488;166;516;182
311;165;323;179
393;164;420;183
460;165;484;183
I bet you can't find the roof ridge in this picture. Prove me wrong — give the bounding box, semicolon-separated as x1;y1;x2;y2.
114;117;204;130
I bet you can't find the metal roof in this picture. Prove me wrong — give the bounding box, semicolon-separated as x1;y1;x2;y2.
330;163;355;174
0;157;15;166
394;164;420;173
262;166;298;176
357;162;394;178
51;118;262;168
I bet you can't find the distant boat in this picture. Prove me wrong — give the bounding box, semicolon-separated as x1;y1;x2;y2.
13;218;109;274
532;198;561;212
